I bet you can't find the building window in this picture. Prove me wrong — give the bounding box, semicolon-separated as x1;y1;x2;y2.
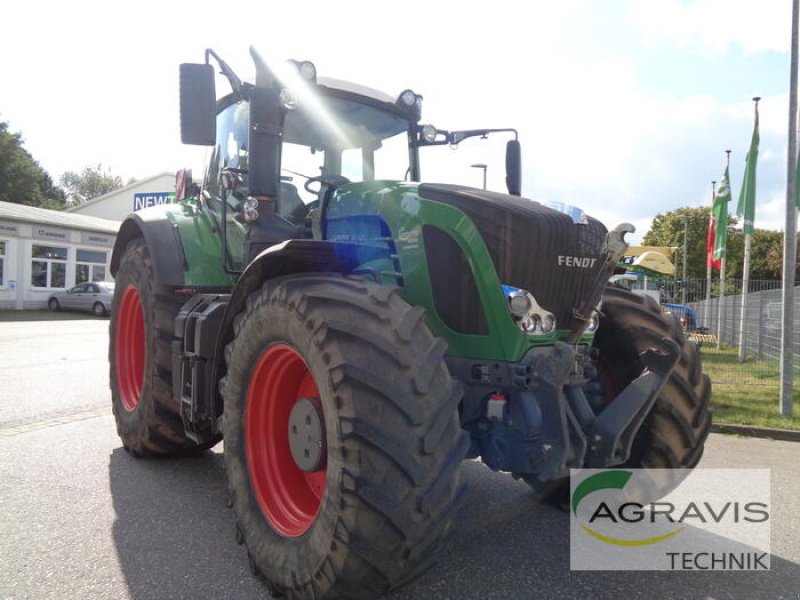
76;248;108;283
0;241;5;287
31;245;67;289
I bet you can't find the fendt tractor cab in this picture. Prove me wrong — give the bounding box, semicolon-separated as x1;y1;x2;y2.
108;48;711;599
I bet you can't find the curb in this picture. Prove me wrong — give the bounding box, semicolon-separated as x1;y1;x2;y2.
711;423;800;442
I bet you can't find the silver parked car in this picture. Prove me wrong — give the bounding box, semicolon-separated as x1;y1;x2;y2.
48;282;115;316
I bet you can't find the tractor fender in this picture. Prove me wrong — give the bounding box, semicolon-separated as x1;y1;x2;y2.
212;239;392;406
110;213;187;286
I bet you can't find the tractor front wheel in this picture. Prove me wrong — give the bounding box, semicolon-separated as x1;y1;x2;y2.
525;286;711;505
592;285;712;469
221;274;468;599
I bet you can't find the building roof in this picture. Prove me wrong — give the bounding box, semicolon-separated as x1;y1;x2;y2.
65;171;175;213
0;201;120;234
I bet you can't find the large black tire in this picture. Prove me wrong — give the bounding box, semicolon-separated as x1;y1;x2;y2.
221;274;469;599
527;286;711;505
592;286;712;469
109;238;219;456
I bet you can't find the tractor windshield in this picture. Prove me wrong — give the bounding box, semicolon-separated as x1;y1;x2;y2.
281;94;413;205
204;93;413;209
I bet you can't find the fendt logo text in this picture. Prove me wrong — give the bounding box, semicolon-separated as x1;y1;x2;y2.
557;255;597;268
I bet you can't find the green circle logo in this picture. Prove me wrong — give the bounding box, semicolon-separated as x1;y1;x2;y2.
573;470;684;547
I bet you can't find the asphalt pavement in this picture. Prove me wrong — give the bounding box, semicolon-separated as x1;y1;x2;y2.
1;317;799;600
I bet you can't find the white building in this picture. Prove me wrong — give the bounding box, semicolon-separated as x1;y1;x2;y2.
66;171;176;221
0;202;119;310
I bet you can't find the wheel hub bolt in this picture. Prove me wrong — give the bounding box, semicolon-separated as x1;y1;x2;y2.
288;398;326;472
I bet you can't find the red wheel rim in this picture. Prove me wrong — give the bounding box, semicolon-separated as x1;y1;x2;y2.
245;344;326;537
115;285;145;412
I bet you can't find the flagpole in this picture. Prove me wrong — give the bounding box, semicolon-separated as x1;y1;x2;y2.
705;180;716;330
738;97;761;362
717;256;726;348
780;0;799;417
717;151;731;348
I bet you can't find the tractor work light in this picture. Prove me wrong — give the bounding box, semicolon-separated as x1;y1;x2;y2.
243;197;259;222
501;285;557;336
399;89;417;106
421;124;438;143
280;89;298;111
289;59;317;82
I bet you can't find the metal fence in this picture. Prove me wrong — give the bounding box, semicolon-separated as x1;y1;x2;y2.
617;276;798;385
630;275;785;306
691;285;800;385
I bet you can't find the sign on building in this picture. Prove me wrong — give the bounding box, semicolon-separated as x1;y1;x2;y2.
133;192;176;211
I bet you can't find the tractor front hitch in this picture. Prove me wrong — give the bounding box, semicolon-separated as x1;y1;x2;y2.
584;338;680;467
451;337;681;482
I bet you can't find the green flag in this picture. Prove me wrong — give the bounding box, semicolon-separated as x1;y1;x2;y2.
736;102;760;234
713;167;732;262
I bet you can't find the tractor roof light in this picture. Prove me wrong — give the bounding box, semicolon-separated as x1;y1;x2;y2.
397;89;422;117
290;59;317;82
398;89;417;106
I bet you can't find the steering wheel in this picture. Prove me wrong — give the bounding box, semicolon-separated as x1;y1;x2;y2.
303;174;351;194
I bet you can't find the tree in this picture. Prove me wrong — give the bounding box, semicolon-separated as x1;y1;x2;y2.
642;206;743;280
643;206;796;283
0;120;66;209
750;229;784;280
60;164;132;205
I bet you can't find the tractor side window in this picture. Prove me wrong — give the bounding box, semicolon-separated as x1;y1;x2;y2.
204;101;250;204
281;143;325;206
373;131;411;181
341;148;362;182
203;100;248;270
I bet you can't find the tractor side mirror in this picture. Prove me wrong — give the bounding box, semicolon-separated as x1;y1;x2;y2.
179;63;216;146
505;140;521;196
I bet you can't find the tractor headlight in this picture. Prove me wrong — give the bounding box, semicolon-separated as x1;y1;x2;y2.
540;314;556;334
502;285;557;337
508;290;532;318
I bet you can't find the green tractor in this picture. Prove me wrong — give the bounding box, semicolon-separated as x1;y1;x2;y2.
109;47;711;598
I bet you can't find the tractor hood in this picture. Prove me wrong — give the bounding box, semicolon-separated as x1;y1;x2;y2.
417;184;612;337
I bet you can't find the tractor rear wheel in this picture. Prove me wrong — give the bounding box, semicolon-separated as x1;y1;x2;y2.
221;274;468;599
109;237;219;456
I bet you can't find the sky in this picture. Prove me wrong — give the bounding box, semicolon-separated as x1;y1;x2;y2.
1;0;796;242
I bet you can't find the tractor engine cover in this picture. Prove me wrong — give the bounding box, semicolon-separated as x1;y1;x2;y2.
418;183;611;335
